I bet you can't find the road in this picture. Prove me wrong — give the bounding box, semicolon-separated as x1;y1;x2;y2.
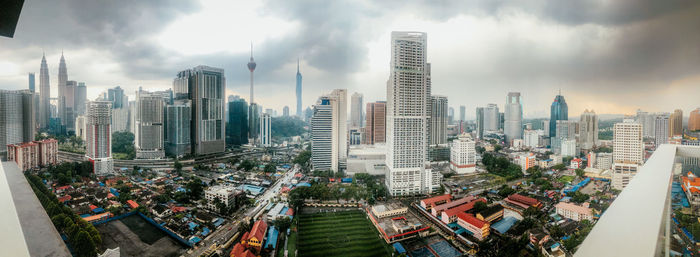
186;166;299;257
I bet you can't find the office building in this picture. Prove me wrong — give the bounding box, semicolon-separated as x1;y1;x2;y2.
448;107;454;125
134;90;165;159
429;95;448;145
386;31;431;196
205;185;239;212
63;80;77;132
111;108;129;132
351;92;363;129
296;59;303;117
39;54;51;129
364;101;386;144
450;134;476;174
174;66;226;155
311;90;348;172
349;129;363;145
670;109;683;136
459;105;466;122
611;120;643;190
75;82;87;115
579;109;598;150
227;98;248;147
549;93;568;138
523;129;540;148
504;92;523;145
57;53;68;129
475;107;484;139
689;108;700;132
0;90;35;157
483;104;499;131
636;110;656;138
282;106;289;117
86;101;113;175
260;113;271;147
552;120;576;154
27;72;35;92
654;114;670;147
248;103;260;142
165;100;191;157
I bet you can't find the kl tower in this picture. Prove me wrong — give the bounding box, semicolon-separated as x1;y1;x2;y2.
247;43;257;103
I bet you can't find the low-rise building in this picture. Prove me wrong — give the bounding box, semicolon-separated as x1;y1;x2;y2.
514;152;537;172
475;204;504;223
204;185;238;212
440;198;487;224
503;194;542;214
555;201;593;221
570;158;583;169
420;194;451;211
372;203;408;218
456;212;490;240
431;195;476;217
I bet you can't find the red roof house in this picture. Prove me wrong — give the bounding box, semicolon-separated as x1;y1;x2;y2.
126;200;139;209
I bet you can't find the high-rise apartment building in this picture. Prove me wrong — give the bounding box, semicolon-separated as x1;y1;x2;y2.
39;54;50;129
611;120;643;190
174;66;226;155
549;94;568;139
311;90;348;172
296;59;303;117
350;92;363;129
112;108;129;132
483;104;500;131
669;109;683;136
579;109;598;150
64;80;77;132
134;90;165;159
386;31;431;196
450;134;476;174
636;110;657;138
248;103;260;142
260;113;271;147
364;101;386;144
86;101;113;175
689;108;700;132
429;95;448;145
75;115;86;141
227;98;248;147
165;100;191;157
654;115;670;147
561;139;577;157
0;90;35;158
552;120;576;154
75;82;87;116
504;92;523;145
523;129;540;148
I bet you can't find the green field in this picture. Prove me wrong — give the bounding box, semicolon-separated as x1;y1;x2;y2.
558;175;575;184
297;210;392;257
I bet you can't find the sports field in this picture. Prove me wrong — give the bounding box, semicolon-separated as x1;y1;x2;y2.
297;210;393;257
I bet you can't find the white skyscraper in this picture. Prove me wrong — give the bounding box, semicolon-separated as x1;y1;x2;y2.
386;31;431;196
450;134;476;174
523;129;540;148
483;103;500;131
310;89;347;172
611;119;644;190
135;90;165;159
260;113;271;147
561;139;577;157
579;109;599;150
350;92;363;129
504;92;523;145
39;54;50;129
654;114;670;147
429;95;448;146
86;101;113;175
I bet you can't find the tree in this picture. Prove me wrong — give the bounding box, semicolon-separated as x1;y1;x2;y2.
186;178;204;200
498;185;515;198
293;150;311;168
571;191;590;203
264;163;276;173
553;163;567;171
74;230;97;257
174;160;183;175
111;131;135;159
473;201;488;213
575;168;585;178
270;116;307;138
275;216;292;232
523;206;539;218
240;159;256;172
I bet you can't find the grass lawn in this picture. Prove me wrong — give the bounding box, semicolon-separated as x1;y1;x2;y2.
277;217;298;257
296;210;392;257
558;175;575;184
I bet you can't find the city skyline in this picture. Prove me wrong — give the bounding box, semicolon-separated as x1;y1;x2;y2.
2;1;700;118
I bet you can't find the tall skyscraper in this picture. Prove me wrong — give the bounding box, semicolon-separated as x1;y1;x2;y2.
86;101;113;175
483;104;500;131
669;109;683;136
227;98;248;147
475;107;484;139
635;110;657;138
654;114;670;147
504;92;523;145
28;73;35;92
364;101;386;145
429;95;448;145
64;80;77;132
296;59;303;117
553;120;576;154
134;90;165;159
311;90;347;172
260;113;271;147
0;90;35;157
174;66;226;155
549;93;568;138
689;108;700;132
165;100;191;157
459;105;466;121
248;44;257;104
448;107;454;125
249;103;260;142
282;106;290;117
350;92;363;129
386;31;431;196
57;53;68;129
611;119;643;190
39;54;50;129
107;86;126;109
579;109;598;150
75;82;87;116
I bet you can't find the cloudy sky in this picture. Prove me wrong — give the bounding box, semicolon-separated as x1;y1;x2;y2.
1;0;699;119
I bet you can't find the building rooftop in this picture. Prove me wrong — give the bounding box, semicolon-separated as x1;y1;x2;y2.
0;162;72;257
420;194;451;207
